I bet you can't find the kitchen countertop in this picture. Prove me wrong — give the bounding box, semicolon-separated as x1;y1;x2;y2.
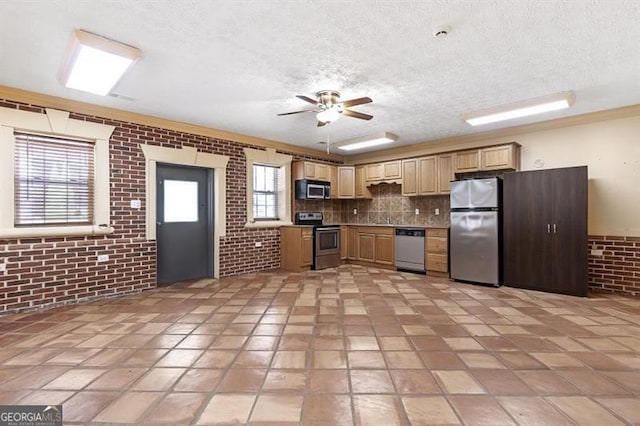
338;224;449;229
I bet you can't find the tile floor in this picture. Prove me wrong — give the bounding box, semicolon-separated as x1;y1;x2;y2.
0;265;639;425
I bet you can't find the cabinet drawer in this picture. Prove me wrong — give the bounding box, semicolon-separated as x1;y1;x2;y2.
427;254;448;272
357;226;394;235
428;228;448;238
301;228;313;237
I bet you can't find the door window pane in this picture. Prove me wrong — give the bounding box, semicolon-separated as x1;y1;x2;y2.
164;180;198;222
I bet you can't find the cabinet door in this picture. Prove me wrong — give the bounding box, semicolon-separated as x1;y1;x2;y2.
358;233;376;262
418;156;438;195
355;166;372;198
503;170;551;290
301;230;313;267
303;162;317;179
348;227;359;259
316;164;331;181
481;145;516;170
454;150;480;173
375;234;394;265
337;166;355;198
548;167;588;296
383;161;402;179
365;163;383;181
402;159;418;196
340;227;348;260
437;154;454;194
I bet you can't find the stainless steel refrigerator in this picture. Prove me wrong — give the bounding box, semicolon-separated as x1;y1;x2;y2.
450;177;502;286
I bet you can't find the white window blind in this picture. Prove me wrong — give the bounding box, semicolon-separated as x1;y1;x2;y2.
14;132;95;226
253;164;279;220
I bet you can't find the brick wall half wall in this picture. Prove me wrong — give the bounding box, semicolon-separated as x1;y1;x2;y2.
589;236;640;296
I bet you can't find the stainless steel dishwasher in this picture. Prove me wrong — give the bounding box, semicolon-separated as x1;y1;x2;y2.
395;227;426;273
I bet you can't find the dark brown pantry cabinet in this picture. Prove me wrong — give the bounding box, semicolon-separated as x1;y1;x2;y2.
503;166;588;296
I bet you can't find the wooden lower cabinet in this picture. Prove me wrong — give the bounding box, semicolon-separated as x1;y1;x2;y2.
353;226;394;265
358;233;376;262
340;226;347;260
426;228;448;273
347;227;359;259
375;234;394;265
280;226;313;271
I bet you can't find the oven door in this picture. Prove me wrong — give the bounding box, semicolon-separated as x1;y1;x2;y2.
314;227;341;270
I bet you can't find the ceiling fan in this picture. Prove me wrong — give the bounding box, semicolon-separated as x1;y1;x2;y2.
278;90;373;126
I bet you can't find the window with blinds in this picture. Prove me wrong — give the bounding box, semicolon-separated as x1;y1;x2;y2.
252;164;279;220
14;132;95;226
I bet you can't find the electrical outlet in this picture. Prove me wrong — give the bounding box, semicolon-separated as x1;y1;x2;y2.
415;208;419;216
435;208;440;215
255;242;262;248
591;249;603;256
130;199;141;209
97;254;109;262
353;209;357;215
0;263;6;273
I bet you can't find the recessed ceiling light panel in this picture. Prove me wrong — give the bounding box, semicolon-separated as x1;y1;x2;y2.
59;30;141;96
336;132;398;151
463;92;575;126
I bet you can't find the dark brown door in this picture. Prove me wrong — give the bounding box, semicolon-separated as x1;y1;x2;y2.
548;167;588;296
503;170;552;290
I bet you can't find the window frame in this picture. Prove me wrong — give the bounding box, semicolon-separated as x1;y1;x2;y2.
252;163;279;221
0;107;114;238
244;147;292;228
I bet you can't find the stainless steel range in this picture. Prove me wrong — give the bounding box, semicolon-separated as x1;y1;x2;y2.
295;212;341;270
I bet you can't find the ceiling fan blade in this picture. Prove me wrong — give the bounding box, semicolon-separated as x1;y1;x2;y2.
317;121;327;127
296;95;319;105
277;109;318;116
342;109;373;120
341;97;372;108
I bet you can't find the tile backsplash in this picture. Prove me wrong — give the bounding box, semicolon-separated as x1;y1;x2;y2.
295;183;450;227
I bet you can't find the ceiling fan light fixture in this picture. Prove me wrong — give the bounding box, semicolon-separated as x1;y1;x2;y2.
316;108;341;123
336;132;398;151
59;30;141;96
463;91;575;126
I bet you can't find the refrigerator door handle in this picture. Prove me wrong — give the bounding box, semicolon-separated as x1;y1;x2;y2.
553;223;557;234
547;224;551;234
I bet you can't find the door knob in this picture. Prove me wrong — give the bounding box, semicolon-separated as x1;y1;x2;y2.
156;221;162;226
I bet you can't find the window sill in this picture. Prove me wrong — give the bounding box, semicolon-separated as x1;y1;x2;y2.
244;220;293;229
0;225;114;239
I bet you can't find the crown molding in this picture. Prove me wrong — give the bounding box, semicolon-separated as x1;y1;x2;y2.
0;85;344;162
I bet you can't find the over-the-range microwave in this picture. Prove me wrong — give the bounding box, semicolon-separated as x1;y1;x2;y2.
295;179;331;200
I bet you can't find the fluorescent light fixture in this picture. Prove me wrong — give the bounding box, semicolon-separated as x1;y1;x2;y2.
59;30;141;96
316;108;341;123
336;132;398;151
463;92;575;126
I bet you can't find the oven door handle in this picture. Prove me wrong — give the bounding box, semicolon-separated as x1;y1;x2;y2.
315;227;340;231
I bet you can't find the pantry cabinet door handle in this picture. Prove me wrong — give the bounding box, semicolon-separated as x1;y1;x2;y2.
553;223;557;234
547;224;551;234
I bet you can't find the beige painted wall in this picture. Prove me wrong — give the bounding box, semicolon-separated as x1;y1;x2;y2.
488;115;640;236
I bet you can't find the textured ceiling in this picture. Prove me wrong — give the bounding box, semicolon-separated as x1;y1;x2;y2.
1;0;639;154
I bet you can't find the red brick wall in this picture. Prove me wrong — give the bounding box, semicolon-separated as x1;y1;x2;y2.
0;99;335;313
589;236;640;296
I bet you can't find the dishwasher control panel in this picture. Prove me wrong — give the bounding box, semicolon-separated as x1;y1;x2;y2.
395;228;426;237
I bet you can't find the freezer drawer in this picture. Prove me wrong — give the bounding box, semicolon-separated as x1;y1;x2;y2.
450;211;500;285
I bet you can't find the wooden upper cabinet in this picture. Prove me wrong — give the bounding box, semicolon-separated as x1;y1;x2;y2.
336;166;355;198
418;156;438;195
453;149;480;173
365;160;402;182
481;144;519;171
437;154;454;194
355;166;372;199
292;161;335;181
401;159;418;196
